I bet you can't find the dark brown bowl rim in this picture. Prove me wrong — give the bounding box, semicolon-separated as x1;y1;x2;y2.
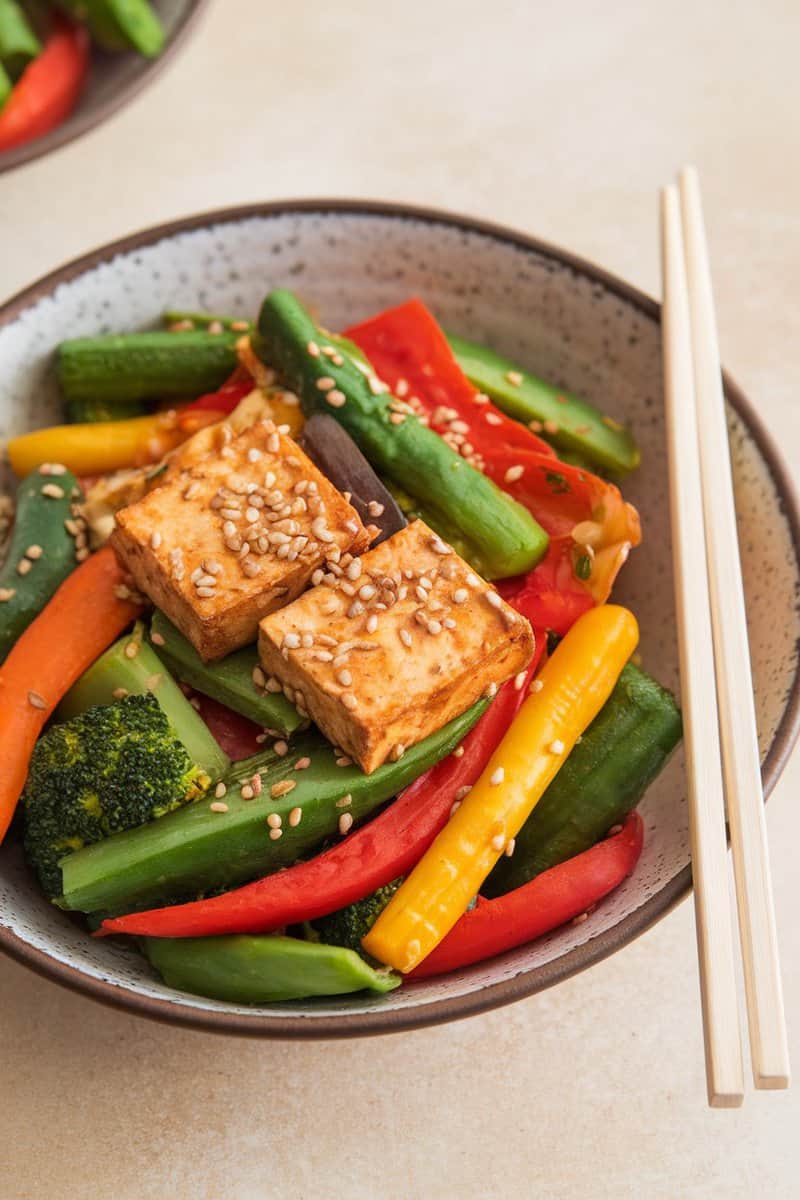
1;199;798;1039
0;0;209;175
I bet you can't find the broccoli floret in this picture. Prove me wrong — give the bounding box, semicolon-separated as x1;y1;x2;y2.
23;693;209;897
313;878;404;952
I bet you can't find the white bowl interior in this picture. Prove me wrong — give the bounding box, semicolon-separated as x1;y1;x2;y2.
1;208;798;1029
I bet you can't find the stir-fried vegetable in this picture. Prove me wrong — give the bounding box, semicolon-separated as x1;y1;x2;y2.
362;605;639;972
0;14;88;152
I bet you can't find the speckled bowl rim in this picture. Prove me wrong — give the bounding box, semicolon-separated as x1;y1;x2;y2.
1;199;798;1039
0;0;209;176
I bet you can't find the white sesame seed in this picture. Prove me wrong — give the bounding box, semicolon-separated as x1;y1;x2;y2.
365;614;378;634
506;370;523;386
150;530;162;550
316;376;336;391
41;483;65;499
550;739;565;755
572;912;588;925
274;739;289;756
112;687;128;700
16;558;32;576
267;812;282;828
485;590;502;609
124;640;139;659
336;669;353;687
240;784;255;800
0;588;16;602
28;690;47;710
341;693;358;710
294;757;311;771
544;419;559;435
265;677;283;694
307;340;320;357
390;743;405;761
338;812;354;835
247;448;263;463
491;833;506;851
389;412;406;425
336;793;353;808
196;586;216;598
427;619;442;635
283;633;301;649
326;389;346;408
335;756;353;767
449;800;462;817
530;678;544;693
514;671;527;690
490;767;505;786
271;779;297;798
504;838;516;857
367;500;385;517
399;628;413;648
214;782;227;798
485;682;498;698
504;465;524;483
39;462;67;476
269;827;283;840
267;432;280;453
210;801;229;813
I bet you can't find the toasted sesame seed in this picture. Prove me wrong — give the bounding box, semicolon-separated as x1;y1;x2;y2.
449;800;462;817
0;588;16;602
514;671;527;690
505;838;516;857
506;370;523;386
316;376;336;391
485;682;498;698
283;633;301;650
338;812;354;835
269;827;283;840
335;756;353;767
273;739;289;756
490;767;505;786
550;739;565;755
267;432;280;453
267;812;282;829
210;801;229;813
75;547;90;563
544;419;560;435
336;793;353;809
427;619;442;635
389;412;406;425
16;558;32;576
112;687;128;700
365;613;378;634
240;784;255;800
341;693;358;711
399;628;413;648
39;463;67;476
390;743;405;761
124;640;139;659
27;691;46;710
326;389;346;408
196;586;216;597
491;833;506;851
530;678;544;693
150;530;162;550
485;590;502;609
336;668;353;687
293;757;311;772
41;483;65;499
214;782;227;799
367;500;385;517
572;912;589;925
307;340;320;357
271;779;296;799
452;745;465;759
504;465;524;483
24;543;44;561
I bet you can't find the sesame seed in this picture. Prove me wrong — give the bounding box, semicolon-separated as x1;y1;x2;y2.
183;481;201;501
210;801;229;813
124;640;139;659
326;389;346;408
399;628;413;648
505;370;523;386
528;419;544;433
316;376;336;391
146;673;162;691
530;678;544;693
269;827;283;840
367;500;385;517
452;588;469;605
504;465;524;483
41;483;65;499
390;743;405;761
271;779;296;798
75;547;90;563
365;613;378;634
485;682;498;698
24;544;44;561
389;412;406;425
452;745;465;758
490;767;505;786
242;559;261;578
550;739;565;755
449;800;462;817
283;633;301;649
430;536;451;555
16;559;32;576
341;693;358;711
491;833;506;851
338;812;354;835
311;516;335;543
608;824;624;837
214;782;227;798
267;433;280;453
267;812;282;829
112;687;128;700
572;912;589;925
544;419;560;435
307;340;320;357
250;773;263;797
231;320;251;332
189;697;201;710
485;591;502;609
0;588;15;602
427;619;442;635
247;448;263;463
514;671;527;690
27;691;46;710
336;793;353;808
294;757;311;771
336;668;353;687
265;677;284;693
335;756;352;767
150;530;162;550
273;740;289;756
39;463;67;476
240;784;255;800
504;838;516;857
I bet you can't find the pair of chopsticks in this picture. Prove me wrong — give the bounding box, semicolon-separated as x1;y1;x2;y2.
660;167;790;1106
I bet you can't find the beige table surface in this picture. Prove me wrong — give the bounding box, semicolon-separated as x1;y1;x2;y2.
1;2;799;1197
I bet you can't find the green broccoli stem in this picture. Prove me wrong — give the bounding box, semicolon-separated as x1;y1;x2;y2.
58;624;230;781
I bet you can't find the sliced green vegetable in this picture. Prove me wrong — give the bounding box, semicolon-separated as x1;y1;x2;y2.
0;60;11;108
149;610;303;736
255;290;548;579
385;479;490;577
57;330;240;407
58;700;487;915
58;623;231;781
485;663;681;897
56;0;165;57
0;466;82;663
448;333;640;475
0;1;41;80
144;934;399;1003
163;309;252;333
65;395;146;424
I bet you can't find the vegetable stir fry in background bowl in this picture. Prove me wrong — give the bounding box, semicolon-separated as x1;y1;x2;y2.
0;201;798;1037
0;0;208;173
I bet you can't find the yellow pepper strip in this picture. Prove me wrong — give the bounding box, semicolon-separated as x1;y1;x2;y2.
362;604;640;973
7;411;197;478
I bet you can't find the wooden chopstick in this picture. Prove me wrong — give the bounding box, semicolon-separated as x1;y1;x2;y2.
678;166;790;1090
660;184;744;1107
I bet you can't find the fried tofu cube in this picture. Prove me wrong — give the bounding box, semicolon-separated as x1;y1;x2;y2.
111;419;370;661
258;520;534;773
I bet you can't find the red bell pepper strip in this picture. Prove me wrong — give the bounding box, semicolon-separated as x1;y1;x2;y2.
98;637;546;940
0;17;89;153
409;810;644;979
179;376;253;419
346;300;641;605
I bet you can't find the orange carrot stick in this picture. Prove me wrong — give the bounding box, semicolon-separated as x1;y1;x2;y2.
0;547;143;844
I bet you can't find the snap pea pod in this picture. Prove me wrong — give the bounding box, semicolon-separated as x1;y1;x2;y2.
57;330;240;407
58;700;486;914
0;467;82;663
149;610;304;736
485;663;681;896
0;0;40;79
255;290;548;579
447;333;640;476
144;934;399;1003
55;0;164;57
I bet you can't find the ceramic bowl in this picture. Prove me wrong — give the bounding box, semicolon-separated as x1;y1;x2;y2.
0;1;208;175
1;201;798;1037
